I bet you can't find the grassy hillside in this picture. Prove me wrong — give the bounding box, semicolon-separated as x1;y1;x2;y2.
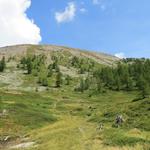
0;44;119;66
0;45;149;150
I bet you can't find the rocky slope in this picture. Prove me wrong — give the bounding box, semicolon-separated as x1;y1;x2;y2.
0;44;119;65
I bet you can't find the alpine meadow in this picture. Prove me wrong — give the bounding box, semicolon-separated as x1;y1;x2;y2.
0;45;149;150
0;0;150;150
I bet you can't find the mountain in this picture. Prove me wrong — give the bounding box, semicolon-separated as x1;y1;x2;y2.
0;45;149;150
0;44;119;65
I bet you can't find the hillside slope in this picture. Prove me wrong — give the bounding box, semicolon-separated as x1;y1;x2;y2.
0;45;149;150
0;44;119;65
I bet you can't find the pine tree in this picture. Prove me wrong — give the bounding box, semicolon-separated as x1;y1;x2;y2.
55;65;60;72
0;57;6;72
96;78;103;92
137;76;150;98
84;78;90;90
47;64;53;77
56;71;62;88
71;56;79;67
141;82;150;98
52;57;59;70
20;57;26;69
76;78;90;92
65;75;71;85
126;77;134;91
38;76;48;86
26;58;32;74
79;78;85;92
79;67;85;74
38;65;48;86
114;74;121;91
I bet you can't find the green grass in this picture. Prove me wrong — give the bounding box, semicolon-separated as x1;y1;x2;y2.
0;84;150;149
1;46;150;149
0;91;57;136
102;128;149;147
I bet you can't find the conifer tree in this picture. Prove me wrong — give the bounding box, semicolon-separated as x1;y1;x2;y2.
96;78;103;92
65;75;71;85
26;58;32;74
114;74;121;91
141;82;150;98
47;64;53;77
0;57;6;72
56;71;62;88
126;77;134;91
84;78;90;90
137;76;150;98
79;78;85;92
38;64;48;86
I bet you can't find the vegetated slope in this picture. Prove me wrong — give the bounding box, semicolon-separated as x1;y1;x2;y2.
0;44;119;65
0;45;150;150
0;44;119;92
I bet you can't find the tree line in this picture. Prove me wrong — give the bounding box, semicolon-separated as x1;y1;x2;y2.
19;54;150;98
77;59;150;98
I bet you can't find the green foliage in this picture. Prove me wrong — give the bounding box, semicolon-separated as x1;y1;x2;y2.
137;75;150;98
1;48;150;149
55;71;62;87
71;56;98;74
47;64;53;77
19;54;150;99
65;75;71;85
0;57;6;72
38;65;49;86
90;59;150;97
20;54;69;88
0;96;2;111
103;129;147;146
125;99;150;131
26;57;32;74
20;54;46;74
75;78;90;92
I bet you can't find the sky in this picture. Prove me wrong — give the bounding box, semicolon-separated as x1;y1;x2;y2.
0;0;150;58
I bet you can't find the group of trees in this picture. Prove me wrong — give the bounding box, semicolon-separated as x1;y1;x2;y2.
77;59;150;98
75;78;90;92
20;55;63;87
70;56;96;74
0;57;6;72
19;54;150;98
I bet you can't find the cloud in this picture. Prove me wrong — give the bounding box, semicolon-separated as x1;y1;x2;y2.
92;0;101;5
0;0;41;47
55;2;76;23
80;8;87;13
115;52;126;59
92;0;106;11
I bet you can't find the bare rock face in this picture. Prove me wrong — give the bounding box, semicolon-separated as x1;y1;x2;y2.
0;44;119;65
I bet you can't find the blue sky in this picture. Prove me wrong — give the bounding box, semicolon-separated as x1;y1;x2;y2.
0;0;150;58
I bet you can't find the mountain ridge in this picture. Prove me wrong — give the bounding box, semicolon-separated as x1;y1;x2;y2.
0;44;119;66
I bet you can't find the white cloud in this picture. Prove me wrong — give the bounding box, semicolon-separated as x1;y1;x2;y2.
92;0;101;5
115;52;126;59
92;0;106;11
55;2;76;23
0;0;41;47
80;8;87;13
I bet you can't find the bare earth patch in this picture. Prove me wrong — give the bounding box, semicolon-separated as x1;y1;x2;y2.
9;142;36;149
